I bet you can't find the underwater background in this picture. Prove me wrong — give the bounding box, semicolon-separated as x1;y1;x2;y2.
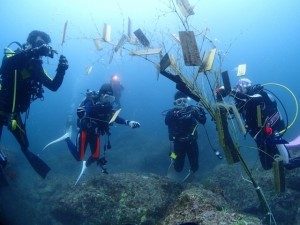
0;0;300;224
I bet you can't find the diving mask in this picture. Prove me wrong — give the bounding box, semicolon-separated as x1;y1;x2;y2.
174;98;188;108
236;78;252;94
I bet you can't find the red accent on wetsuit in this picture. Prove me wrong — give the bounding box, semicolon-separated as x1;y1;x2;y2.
92;136;101;158
80;131;87;160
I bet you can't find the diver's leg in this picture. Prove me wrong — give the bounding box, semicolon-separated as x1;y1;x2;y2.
257;139;274;170
186;141;199;173
173;142;185;173
65;134;80;161
10;113;50;178
76;130;88;161
183;141;198;183
86;134;100;167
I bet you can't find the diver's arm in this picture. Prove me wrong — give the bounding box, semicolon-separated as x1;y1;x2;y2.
39;70;65;91
115;116;127;125
40;55;68;91
230;89;250;100
193;106;206;125
165;109;176;125
115;116;140;128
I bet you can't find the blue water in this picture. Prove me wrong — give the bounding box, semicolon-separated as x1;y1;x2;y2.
0;0;300;224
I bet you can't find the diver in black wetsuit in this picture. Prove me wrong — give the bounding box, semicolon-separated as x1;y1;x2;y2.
231;78;300;170
165;91;206;182
0;30;68;178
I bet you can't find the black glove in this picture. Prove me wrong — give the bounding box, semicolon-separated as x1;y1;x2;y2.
56;55;69;74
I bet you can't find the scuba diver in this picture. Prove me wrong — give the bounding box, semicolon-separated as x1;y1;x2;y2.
0;30;68;178
43;83;140;185
110;74;124;109
231;78;300;170
165;91;206;183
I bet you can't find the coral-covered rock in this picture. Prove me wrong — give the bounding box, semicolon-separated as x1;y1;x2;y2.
51;173;183;225
159;183;261;225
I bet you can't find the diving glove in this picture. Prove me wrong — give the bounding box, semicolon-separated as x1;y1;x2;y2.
56;55;69;74
127;120;140;129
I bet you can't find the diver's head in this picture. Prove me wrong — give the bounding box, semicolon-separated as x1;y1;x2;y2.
236;78;252;94
99;83;115;103
27;30;51;48
174;91;188;108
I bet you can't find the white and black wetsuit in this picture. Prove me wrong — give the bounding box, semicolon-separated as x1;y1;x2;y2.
232;85;286;170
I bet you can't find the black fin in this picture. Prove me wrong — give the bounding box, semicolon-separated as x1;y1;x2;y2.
24;151;50;178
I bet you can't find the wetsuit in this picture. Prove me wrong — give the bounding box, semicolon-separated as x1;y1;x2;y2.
0;48;66;178
165;105;206;173
232;85;286;170
66;95;127;167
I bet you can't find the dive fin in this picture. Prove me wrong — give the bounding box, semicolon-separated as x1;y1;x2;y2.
75;161;87;186
24;151;50;178
65;137;80;161
0;168;9;188
267;138;289;145
182;170;195;183
43;126;72;151
167;160;177;180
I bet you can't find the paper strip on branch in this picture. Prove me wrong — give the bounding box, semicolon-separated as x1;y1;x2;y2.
160;53;172;71
179;31;201;66
93;38;102;50
131;48;162;56
171;33;180;44
237;64;247;76
128;17;132;39
176;0;194;17
134;29;150;47
115;34;128;52
103;23;111;42
201;48;216;72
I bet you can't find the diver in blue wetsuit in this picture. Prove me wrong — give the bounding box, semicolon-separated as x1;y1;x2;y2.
66;83;140;172
231;78;300;170
165;91;206;182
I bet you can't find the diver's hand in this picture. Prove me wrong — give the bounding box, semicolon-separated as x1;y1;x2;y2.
56;55;69;74
127;120;140;129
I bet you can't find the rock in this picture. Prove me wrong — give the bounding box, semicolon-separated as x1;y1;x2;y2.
159;183;261;225
51;173;183;225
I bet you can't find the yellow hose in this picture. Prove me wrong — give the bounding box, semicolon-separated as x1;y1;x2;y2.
263;82;298;134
